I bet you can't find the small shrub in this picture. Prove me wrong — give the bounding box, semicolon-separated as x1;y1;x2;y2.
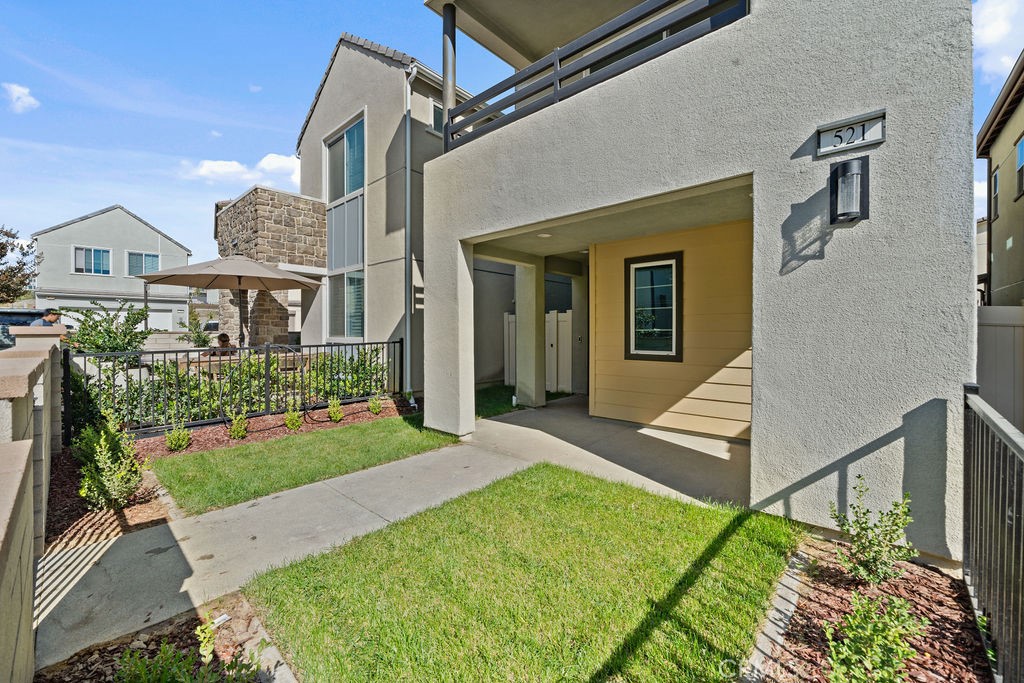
79;430;145;511
196;613;216;665
228;413;248;440
825;592;927;682
368;395;383;415
284;403;303;432
116;640;262;682
164;424;191;452
830;474;917;584
64;300;153;353
327;398;344;423
177;310;212;348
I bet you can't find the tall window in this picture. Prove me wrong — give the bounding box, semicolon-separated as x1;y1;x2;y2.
74;247;111;275
127;252;159;276
326;119;365;203
326;117;366;338
1016;137;1023;195
624;252;683;362
993;168;1000;220
432;102;444;134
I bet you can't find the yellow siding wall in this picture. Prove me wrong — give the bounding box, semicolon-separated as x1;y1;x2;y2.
589;220;753;439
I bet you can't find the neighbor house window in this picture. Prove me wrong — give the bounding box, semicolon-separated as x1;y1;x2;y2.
326;118;365;204
993;168;1000;219
127;252;159;276
328;270;364;338
74;247;111;275
432;102;444;134
624;252;683;361
1016;137;1023;195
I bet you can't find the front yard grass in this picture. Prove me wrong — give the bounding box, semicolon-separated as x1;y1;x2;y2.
244;464;802;681
151;415;457;515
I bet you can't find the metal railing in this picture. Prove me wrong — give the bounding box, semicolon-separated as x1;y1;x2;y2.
62;340;403;441
444;0;749;152
964;383;1024;682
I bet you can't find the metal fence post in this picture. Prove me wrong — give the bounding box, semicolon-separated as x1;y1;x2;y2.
264;342;272;416
398;338;404;395
62;347;72;447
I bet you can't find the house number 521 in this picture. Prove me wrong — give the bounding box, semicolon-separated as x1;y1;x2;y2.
816;111;886;157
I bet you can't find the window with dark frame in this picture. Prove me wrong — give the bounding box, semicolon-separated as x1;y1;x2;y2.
432;102;444;134
624;252;683;362
74;247;111;275
1016;137;1023;196
993;168;1000;219
127;251;159;276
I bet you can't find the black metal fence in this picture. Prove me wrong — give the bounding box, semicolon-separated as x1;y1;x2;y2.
964;384;1023;682
62;340;403;441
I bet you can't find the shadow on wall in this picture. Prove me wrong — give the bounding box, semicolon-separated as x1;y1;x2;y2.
779;187;835;275
754;398;950;558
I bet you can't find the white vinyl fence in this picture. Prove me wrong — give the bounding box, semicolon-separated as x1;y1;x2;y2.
504;310;573;394
977;306;1024;431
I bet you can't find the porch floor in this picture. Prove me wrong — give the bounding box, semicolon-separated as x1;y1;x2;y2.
472;395;751;506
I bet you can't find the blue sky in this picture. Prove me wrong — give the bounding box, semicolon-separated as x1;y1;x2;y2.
0;1;1021;261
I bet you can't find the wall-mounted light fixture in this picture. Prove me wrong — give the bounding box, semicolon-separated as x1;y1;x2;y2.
830;156;869;225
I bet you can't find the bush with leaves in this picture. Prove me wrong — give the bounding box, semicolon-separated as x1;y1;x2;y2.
177;310;212;348
327;398;344;423
228;413;248;440
115;639;262;683
283;402;303;431
64;300;154;353
825;592;927;682
0;225;39;303
830;475;917;584
165;424;191;452
368;395;383;415
79;423;145;511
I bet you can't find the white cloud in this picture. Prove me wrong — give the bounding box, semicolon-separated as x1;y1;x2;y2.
1;82;40;113
973;0;1023;86
209;130;222;138
180;153;299;189
248;84;263;93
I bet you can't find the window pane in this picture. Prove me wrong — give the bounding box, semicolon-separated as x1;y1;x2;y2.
75;248;85;273
327;137;346;203
345;271;364;337
328;275;346;337
1018;140;1024;171
633;263;674;354
433;104;444;133
128;252;143;276
345;119;365;194
96;249;111;275
144;253;160;273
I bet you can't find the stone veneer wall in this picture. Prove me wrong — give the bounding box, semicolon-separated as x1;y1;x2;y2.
214;187;326;345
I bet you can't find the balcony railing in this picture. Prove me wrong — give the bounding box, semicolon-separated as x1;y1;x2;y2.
444;0;749;152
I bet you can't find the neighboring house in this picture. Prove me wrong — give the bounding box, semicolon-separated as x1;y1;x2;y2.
32;206;192;330
977;48;1024;306
977;218;989;305
421;0;973;561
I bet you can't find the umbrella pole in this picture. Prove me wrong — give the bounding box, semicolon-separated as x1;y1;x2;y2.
238;288;248;347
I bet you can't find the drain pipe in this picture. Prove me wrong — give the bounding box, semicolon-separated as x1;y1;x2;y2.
404;65;418;407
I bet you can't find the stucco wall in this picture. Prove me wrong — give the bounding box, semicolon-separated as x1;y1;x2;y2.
987;101;1024;305
423;0;974;558
590;221;752;439
0;440;33;683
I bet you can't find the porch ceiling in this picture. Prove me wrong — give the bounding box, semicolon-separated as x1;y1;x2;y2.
472;176;753;262
424;0;641;68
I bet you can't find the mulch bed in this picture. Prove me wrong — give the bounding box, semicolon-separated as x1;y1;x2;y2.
45;456;172;553
134;397;411;459
34;593;277;682
765;538;993;682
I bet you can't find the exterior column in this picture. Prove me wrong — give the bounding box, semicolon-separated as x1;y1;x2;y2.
424;240;475;435
442;3;457;137
515;259;546;408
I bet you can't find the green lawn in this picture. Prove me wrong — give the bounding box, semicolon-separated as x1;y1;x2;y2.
475;384;574;419
245;464;802;682
151;415;457;515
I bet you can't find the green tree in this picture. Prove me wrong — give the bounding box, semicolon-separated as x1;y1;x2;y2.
0;225;39;303
64;300;154;353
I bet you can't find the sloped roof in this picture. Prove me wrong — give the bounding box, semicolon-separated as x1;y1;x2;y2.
30;205;193;255
978;48;1024;158
296;32;474;152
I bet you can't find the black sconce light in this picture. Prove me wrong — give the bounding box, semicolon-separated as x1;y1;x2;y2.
830;156;869;225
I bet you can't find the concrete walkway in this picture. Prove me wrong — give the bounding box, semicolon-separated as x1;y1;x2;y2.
35;396;747;669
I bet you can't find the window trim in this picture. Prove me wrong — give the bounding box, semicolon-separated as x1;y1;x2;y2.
72;245;113;276
992;167;1000;221
325;267;365;342
429;98;444;136
126;251;160;277
623;252;683;362
1015;134;1024;199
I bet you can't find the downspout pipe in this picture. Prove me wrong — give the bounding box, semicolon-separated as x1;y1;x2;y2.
404;65;419;404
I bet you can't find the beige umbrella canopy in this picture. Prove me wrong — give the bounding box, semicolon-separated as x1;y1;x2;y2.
137;255;321;346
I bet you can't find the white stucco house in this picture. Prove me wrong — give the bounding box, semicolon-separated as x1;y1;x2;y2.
32;205;192;330
421;0;974;561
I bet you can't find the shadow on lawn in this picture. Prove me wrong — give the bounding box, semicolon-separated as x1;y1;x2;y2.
588;510;752;682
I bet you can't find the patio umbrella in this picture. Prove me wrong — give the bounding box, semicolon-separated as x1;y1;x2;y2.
137;254;321;346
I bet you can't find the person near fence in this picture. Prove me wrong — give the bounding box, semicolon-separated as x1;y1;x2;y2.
202;333;237;357
30;308;61;326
